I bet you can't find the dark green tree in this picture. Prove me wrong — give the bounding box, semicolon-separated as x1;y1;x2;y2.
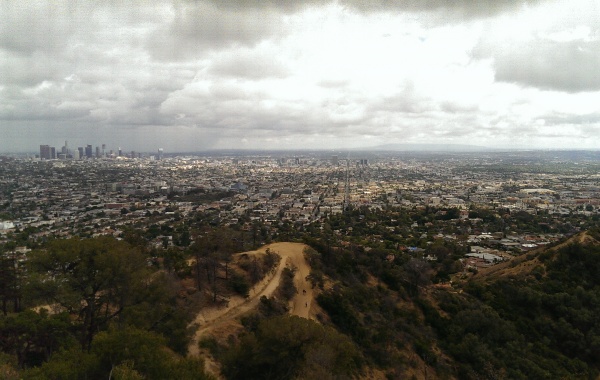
0;251;21;314
26;237;151;351
0;309;74;368
222;315;362;380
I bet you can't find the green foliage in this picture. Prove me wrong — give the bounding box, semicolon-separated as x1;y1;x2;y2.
304;226;600;378
22;347;99;380
278;266;297;301
403;258;432;296
257;295;289;318
199;336;226;360
0;310;75;369
26;237;152;350
317;290;364;342
263;248;279;271
0;236;204;378
112;361;145;380
229;271;250;297
0;363;19;380
426;241;600;378
23;327;214;380
92;327;172;378
0;252;22;314
120;272;190;355
222;315;362;380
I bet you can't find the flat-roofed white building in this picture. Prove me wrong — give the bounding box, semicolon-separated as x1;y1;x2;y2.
0;221;15;230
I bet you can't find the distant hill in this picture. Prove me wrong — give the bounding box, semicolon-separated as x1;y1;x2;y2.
368;143;491;152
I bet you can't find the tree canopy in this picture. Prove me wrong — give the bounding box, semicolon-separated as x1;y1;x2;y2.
222;315;362;380
26;237;151;350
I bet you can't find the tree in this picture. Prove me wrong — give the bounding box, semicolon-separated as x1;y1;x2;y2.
0;309;74;369
92;327;171;379
0;251;21;314
23;327;215;380
178;228;191;247
93;327;215;379
26;237;151;351
403;258;432;296
222;315;362;380
190;228;238;301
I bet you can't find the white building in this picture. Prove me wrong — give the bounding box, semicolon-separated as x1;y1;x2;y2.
0;221;15;230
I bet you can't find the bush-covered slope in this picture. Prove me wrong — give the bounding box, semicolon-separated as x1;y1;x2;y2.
305;231;600;379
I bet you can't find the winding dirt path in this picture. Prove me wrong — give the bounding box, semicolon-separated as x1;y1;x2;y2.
187;242;314;357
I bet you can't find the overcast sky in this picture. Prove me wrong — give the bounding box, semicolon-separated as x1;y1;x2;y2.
1;0;599;153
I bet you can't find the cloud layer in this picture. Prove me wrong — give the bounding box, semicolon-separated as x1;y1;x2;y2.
1;0;600;152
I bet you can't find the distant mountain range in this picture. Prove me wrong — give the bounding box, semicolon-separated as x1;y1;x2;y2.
367;143;491;152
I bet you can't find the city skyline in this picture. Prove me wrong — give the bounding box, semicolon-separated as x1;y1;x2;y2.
37;140;166;159
2;0;600;153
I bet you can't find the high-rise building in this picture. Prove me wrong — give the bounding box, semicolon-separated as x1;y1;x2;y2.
118;147;122;157
85;145;92;158
78;147;84;159
158;148;163;160
95;146;100;158
39;145;50;160
102;144;106;157
50;147;56;159
331;155;339;165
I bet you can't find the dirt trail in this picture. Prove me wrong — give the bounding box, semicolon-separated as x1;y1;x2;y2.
187;242;314;357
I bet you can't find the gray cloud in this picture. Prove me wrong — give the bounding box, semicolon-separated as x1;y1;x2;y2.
1;0;599;153
147;2;286;61
206;0;545;19
0;2;76;54
540;112;600;126
488;39;600;92
202;0;548;22
341;0;544;20
209;50;291;79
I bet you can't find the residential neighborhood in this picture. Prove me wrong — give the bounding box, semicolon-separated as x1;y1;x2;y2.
2;150;599;270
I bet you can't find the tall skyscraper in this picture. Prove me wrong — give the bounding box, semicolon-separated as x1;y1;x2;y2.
78;147;84;159
39;145;50;160
102;144;106;157
158;148;163;160
85;145;92;158
118;147;122;157
95;146;100;158
50;147;56;159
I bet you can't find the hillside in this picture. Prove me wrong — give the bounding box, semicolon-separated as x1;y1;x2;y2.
187;243;318;376
472;230;600;283
7;232;600;379
280;231;600;379
422;230;600;379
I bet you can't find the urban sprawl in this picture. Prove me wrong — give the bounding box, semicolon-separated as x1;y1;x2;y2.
2;148;600;274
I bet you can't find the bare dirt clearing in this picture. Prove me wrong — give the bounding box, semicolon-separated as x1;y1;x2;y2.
187;242;315;360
